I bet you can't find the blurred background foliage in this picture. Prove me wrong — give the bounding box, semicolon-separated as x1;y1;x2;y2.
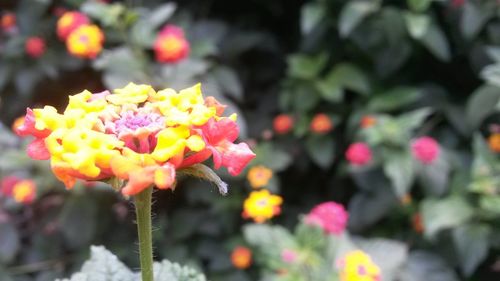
1;0;500;280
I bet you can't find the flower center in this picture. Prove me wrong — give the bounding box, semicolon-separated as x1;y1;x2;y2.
106;110;165;153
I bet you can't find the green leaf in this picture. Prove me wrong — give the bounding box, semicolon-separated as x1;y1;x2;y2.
59;195;97;249
461;2;493;39
301;3;324;34
465;85;500;130
404;12;431;39
469;134;500;195
0;222;20;264
419;22;451;61
57;246;134;281
81;2;126;27
332;63;370;95
148;3;177;28
367;87;421;111
356;238;408;280
305;135;335;169
452;224;490;276
212;67;243;101
287;53;327;79
407;0;432;12
339;1;379;37
252;143;292;172
397;107;432;131
58;246;206;281
153;260;206;281
480;63;500;88
348;183;398;231
418;155;450;197
383;150;415;197
421;196;474;238
398;251;459;281
243;224;296;257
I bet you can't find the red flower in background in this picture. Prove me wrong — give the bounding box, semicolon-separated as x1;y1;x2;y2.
25;37;46;58
345;142;372;166
451;0;465;8
57;11;89;40
412;136;440;164
1;176;37;204
310;113;333;134
273;114;294;134
360;115;376;129
153;25;190;63
1;12;16;33
231;246;252;269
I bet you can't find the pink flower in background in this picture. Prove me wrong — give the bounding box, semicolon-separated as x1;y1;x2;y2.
281;249;298;263
412;136;440;164
345;142;372;166
25;37;46;58
305;202;348;235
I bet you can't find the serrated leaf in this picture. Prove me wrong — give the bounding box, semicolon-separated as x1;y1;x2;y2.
339;1;379;37
421;196;474;238
305;135;335;169
452;224;490;276
153;259;206;281
398;251;459;281
57;246;134;281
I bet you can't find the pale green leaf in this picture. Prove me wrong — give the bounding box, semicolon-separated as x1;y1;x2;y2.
421;196;474;238
305;135;335;169
452;224;490;276
404;12;431;39
339;1;380;37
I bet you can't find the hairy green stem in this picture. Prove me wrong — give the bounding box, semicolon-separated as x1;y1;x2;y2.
135;187;154;281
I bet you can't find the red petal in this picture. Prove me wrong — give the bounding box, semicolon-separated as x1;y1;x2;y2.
15;108;50;138
27;138;50;160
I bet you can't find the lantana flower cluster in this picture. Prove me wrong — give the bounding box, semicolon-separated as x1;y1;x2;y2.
305;201;348;235
338;250;381;281
15;83;255;196
57;11;104;59
1;176;37;204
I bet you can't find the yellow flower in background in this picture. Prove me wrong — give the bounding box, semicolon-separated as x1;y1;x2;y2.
338;250;381;281
12;180;36;204
66;24;104;59
247;165;273;188
242;189;282;223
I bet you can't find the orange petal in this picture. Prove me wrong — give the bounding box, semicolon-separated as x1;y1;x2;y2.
154;164;176;189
